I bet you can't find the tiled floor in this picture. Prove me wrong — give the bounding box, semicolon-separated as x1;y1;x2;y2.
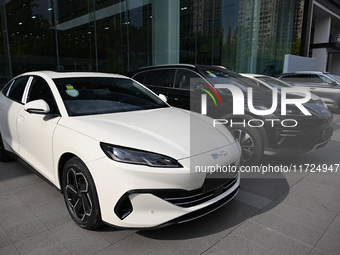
0;113;339;255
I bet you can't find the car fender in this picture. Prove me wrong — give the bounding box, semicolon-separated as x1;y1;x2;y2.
52;124;105;189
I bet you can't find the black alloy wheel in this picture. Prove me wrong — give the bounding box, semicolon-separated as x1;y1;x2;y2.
62;157;102;229
230;126;263;165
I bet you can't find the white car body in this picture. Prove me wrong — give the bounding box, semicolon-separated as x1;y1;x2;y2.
0;71;241;229
241;73;327;107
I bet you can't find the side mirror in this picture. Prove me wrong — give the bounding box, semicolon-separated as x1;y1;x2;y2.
329;81;338;86
24;99;50;114
158;94;167;103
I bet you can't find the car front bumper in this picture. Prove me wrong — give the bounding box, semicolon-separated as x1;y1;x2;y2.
264;115;333;156
87;142;241;228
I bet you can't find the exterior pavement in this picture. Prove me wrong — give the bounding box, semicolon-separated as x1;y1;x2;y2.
0;112;339;255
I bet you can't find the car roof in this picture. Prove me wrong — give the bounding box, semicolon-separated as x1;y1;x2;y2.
17;71;127;79
278;71;330;76
130;64;230;72
128;64;245;78
240;73;271;78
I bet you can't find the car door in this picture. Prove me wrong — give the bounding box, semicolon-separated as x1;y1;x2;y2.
0;76;30;153
16;76;61;182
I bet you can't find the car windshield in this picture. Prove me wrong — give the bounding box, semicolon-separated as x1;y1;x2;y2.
256;76;292;91
197;67;266;93
53;77;168;116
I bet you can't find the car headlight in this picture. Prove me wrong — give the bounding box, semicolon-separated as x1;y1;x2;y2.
284;107;306;116
316;99;328;108
100;143;182;168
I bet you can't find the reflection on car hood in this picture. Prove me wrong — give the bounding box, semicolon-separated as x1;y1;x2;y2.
59;107;233;159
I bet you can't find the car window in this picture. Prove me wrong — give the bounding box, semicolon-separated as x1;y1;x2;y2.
174;69;204;90
197;66;265;92
256;76;291;89
280;74;311;84
2;80;14;96
53;77;168;116
133;72;147;83
6;76;30;103
27;76;59;114
329;74;340;83
313;74;333;84
144;69;173;87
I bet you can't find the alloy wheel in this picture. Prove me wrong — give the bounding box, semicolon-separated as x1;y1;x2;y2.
231;129;255;163
65;168;92;221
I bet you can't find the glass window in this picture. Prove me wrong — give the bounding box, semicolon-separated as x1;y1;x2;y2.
281;74;310;83
256;76;292;89
7;76;29;103
56;0;96;72
329;74;340;83
144;69;173;87
198;66;265;92
313;74;333;84
133;71;148;83
2;80;15;96
5;0;57;76
179;0;304;75
174;69;203;90
27;77;58;114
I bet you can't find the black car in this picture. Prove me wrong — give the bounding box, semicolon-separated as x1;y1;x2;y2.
129;64;333;164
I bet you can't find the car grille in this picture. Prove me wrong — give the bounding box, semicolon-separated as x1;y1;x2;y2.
153;173;238;208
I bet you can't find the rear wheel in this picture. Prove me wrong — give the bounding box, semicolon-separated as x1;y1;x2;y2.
61;157;102;229
0;133;11;162
230;126;263;165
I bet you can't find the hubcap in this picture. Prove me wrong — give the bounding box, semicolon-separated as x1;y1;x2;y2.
65;168;92;221
231;129;255;162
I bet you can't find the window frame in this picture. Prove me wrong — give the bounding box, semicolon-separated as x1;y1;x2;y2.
173;68;209;91
24;76;60;115
3;76;31;104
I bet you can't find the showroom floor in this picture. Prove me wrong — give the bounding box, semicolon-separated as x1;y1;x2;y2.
0;113;339;255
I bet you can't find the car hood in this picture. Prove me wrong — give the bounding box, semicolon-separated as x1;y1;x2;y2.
58;107;234;160
250;91;330;117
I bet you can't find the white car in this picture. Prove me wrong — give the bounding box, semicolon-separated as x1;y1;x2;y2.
0;71;241;229
241;73;327;107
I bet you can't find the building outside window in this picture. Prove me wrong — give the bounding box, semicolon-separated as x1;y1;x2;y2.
1;0;339;87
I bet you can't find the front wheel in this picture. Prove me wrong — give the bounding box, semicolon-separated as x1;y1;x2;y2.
61;157;102;229
230;126;263;165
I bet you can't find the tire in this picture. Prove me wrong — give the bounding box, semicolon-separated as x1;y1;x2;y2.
229;126;264;165
0;133;11;162
61;157;102;229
